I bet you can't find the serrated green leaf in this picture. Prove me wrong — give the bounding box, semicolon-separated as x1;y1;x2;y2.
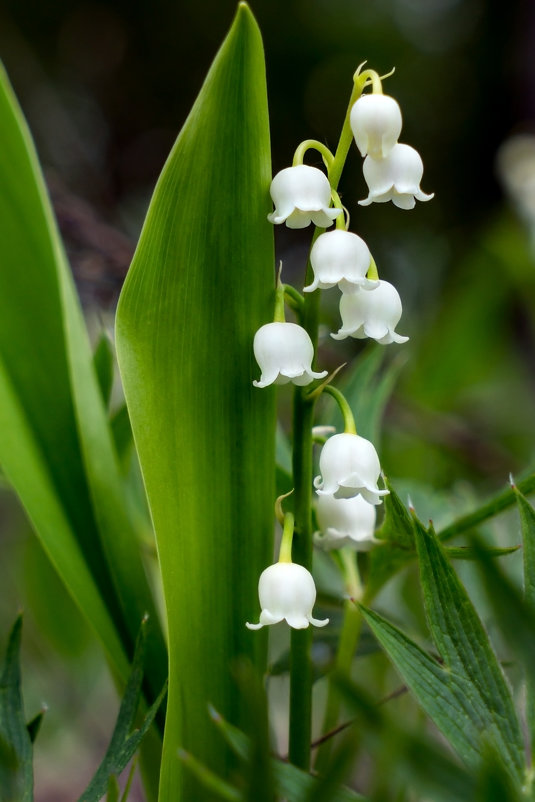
115;5;275;798
93;332;115;408
0;61;166;702
0;617;33;802
78;621;167;802
360;604;485;770
414;520;524;784
363;520;525;784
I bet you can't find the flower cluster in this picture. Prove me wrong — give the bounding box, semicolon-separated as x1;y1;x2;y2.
247;70;433;630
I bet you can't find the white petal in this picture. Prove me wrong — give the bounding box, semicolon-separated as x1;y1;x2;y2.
268;165;338;229
350;94;403;159
253;322;325;388
308;615;329;627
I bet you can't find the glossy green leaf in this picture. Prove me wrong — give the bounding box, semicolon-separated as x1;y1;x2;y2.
0;62;166;699
0;617;33;802
362;521;525;784
115;4;275;798
78;621;167;802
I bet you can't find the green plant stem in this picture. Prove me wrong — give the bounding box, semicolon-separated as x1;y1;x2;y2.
438;472;535;543
314;550;362;773
288;72;370;771
323;385;356;434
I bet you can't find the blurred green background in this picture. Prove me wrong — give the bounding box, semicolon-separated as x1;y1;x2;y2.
1;0;535;798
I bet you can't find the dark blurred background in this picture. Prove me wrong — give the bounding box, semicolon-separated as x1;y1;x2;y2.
1;0;535;798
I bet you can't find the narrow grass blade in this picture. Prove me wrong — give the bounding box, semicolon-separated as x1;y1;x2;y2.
93;332;115;408
0;617;33;802
514;487;535;759
115;5;275;798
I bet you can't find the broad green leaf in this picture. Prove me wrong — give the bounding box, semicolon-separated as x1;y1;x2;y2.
363;521;525;784
115;5;275;799
0;617;33;802
209;707;367;802
78;621;167;802
0;63;166;699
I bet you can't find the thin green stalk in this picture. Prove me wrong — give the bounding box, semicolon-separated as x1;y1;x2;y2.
314;550;362;773
287;69;377;770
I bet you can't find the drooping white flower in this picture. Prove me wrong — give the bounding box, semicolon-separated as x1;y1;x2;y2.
359;143;434;210
303;230;379;294
267;165;342;229
314;493;378;551
253;322;327;388
331;280;408;345
314;432;389;505
350;94;402;159
246;562;329;630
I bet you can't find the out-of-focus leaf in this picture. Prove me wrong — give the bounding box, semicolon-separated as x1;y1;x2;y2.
232;660;275;802
115;5;275;798
362;521;525;785
0;616;33;802
323;346;405;444
0;62;166;699
106;776;120;802
375;479;414;548
78;620;167;802
93;332;115;409
209;707;367;802
177;751;242;801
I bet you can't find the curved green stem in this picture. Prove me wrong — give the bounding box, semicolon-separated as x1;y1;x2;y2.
293;139;335;171
323;385;357;434
283;284;305;318
279;512;295;563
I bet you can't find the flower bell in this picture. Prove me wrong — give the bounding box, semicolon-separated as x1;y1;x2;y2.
350;93;402;159
246;561;329;630
267;165;342;229
303;229;379;294
253;322;327;388
359;143;434;210
331;279;408;345
314;432;389;505
314;493;378;551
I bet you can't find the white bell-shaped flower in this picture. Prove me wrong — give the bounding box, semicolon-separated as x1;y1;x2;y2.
303;229;379;294
331;280;408;345
314;494;378;551
267;165;342;229
350;94;402;159
359;143;434;210
246;562;329;630
314;432;389;505
253;322;327;388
